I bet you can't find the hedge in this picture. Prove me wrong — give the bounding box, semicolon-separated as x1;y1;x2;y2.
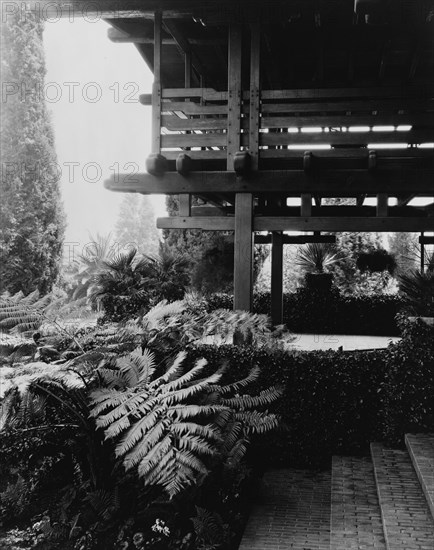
207;291;405;335
187;317;434;468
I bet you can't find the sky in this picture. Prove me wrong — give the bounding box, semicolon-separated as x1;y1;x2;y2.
43;18;166;252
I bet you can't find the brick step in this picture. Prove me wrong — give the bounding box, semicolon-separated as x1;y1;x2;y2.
405;433;434;518
238;469;331;550
371;442;434;550
330;456;386;550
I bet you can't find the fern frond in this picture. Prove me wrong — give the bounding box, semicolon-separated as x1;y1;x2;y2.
177;435;216;456
150;350;187;388
137;434;173;477
221;387;282;410
169;404;228;421
171;422;220;441
225;438;249;467
164;358;208;392
214;367;260;396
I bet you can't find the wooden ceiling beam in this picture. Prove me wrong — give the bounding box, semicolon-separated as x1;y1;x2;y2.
156;216;434;233
255;234;337;244
105;168;434;196
108;27;224;45
163;19;208;85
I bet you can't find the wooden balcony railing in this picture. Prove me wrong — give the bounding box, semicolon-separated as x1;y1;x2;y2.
140;87;434;169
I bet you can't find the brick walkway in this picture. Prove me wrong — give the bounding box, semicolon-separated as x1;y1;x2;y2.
331;456;386;550
371;443;434;550
406;434;434;518
238;469;331;550
238;434;434;550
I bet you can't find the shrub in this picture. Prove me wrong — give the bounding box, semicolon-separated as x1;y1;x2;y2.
382;315;434;445
188;318;434;467
207;292;404;335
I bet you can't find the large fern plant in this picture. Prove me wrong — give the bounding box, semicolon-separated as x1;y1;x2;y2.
90;347;280;498
0;289;91;341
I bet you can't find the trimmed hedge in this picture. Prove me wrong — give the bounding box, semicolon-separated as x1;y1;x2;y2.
207;291;405;335
188;317;434;468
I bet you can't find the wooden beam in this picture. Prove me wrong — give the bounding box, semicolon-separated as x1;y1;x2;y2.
157;216;235;230
151;11;162;154
376;193;388;217
234;194;254;311
163;19;208;83
249;21;261;171
105;169;434;196
108;27;224;45
419;236;434;245
157;216;434;232
227;25;242;171
271;232;284;326
301;193;312;217
255;234;336;244
254;217;434;233
178;194;191;216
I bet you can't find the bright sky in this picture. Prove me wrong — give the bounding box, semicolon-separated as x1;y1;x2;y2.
43;18;166;251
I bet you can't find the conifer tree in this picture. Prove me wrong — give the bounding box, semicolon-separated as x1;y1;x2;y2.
1;10;65;294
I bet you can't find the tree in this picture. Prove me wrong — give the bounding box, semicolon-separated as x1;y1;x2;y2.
0;10;65;295
113;195;161;257
388;232;418;275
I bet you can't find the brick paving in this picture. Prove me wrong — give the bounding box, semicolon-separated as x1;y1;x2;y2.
371;443;434;550
330;456;386;549
238;469;331;550
406;434;434;518
238;437;434;550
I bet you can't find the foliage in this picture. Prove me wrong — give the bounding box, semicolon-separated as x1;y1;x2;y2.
327;230;393;295
0;9;65;295
72;233;118;301
295;243;340;274
388;232;419;276
398;269;434;316
91;246;191;323
88;248;154;322
0;302;281;547
90;346;280;498
207;292;405;336
114;194;161;258
382;315;434;445
0;289;91;346
255;245;303;294
356;249;397;274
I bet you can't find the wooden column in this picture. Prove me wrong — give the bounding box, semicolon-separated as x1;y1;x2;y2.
234;193;254;311
377;193;388;217
227;25;242;170
421;232;425;272
271;231;284;326
151;11;162;154
249;21;260;171
178;49;191;216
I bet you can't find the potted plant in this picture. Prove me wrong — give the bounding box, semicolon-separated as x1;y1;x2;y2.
295;243;340;291
398;269;434;325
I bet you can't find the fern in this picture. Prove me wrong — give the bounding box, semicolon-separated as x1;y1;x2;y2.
191;506;226;550
90;349;228;498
